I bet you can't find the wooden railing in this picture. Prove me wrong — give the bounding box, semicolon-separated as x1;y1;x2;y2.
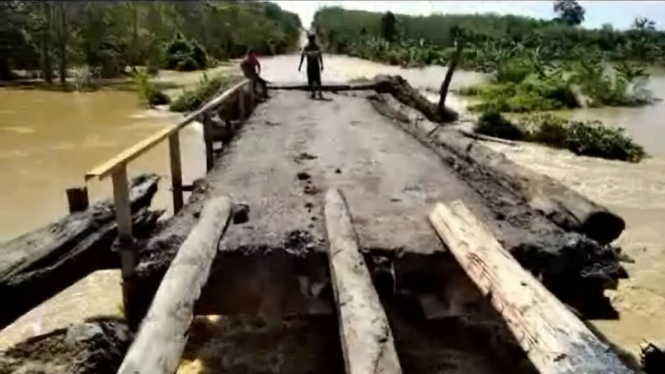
84;79;252;301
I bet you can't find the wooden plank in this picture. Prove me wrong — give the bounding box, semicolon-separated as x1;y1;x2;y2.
324;188;402;374
85;79;248;180
117;196;234;374
202;111;214;171
429;200;634;374
168;133;184;213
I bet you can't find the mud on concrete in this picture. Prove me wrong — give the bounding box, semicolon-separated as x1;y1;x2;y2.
0;318;131;374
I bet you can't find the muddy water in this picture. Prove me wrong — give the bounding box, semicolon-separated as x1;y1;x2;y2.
1;55;665;357
0;88;207;241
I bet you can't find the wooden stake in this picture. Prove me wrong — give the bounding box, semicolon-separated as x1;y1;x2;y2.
65;186;89;213
168;133;183;213
324;188;402;374
117;196;234;374
429;201;634;374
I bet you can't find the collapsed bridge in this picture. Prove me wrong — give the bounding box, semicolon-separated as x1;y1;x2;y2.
0;76;635;374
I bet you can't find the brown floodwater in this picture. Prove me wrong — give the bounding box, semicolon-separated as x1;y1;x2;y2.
1;56;665;358
0;87;207;241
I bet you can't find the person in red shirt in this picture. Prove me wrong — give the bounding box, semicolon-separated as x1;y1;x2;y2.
241;48;269;99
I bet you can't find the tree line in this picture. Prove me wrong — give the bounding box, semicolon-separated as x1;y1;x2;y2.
312;1;665;69
0;1;302;82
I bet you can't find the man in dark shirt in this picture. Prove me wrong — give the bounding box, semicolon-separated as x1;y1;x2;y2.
241;48;269;99
298;34;324;99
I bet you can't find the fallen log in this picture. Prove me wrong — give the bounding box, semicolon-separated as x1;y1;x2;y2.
324;188;402;374
368;93;626;317
118;196;233;374
435;129;624;245
369;78;624;245
429;201;633;374
373;74;458;123
0;174;161;329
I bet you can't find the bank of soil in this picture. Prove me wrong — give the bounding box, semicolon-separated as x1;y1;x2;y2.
479;140;665;358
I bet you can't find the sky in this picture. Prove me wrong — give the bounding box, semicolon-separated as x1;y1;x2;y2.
274;1;665;30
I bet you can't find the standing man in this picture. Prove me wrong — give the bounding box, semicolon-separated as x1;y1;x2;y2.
298;33;324;99
241;48;269;99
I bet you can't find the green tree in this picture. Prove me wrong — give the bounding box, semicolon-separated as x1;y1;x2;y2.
381;11;397;42
553;0;585;26
40;1;53;83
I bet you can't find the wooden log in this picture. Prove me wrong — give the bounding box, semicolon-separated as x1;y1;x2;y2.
368;92;626;317
435;129;625;244
0;174;161;329
117;196;233;374
369;78;623;244
373;74;458;123
429;201;633;374
324;188;402;374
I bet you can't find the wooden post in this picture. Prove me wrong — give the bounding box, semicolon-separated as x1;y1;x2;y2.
238;84;246;121
111;166;133;249
168;133;184;213
111;165;139;327
324;189;402;374
66;186;89;213
117;196;234;374
202;112;214;172
429;201;634;374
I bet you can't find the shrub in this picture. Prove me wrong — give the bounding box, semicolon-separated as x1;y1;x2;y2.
474;112;647;163
133;70;170;107
474;111;525;140
176;57;200;72
565;120;647;162
469;76;579;113
165;33;208;71
169;74;228;113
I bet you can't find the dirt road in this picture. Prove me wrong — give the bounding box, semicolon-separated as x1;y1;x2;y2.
212;90;491;254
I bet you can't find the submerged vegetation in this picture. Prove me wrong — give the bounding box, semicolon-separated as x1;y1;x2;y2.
132;69;169;107
313;2;655;161
475;112;647;163
0;1;301;83
169;74;229;113
313;2;660;112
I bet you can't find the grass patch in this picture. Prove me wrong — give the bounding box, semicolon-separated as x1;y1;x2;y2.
474;112;647;163
466;74;579;113
169;73;228;113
